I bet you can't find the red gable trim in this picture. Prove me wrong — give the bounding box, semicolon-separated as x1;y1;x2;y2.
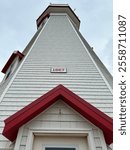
2;85;113;144
2;51;24;74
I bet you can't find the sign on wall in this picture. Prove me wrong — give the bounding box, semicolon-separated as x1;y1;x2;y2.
51;67;67;73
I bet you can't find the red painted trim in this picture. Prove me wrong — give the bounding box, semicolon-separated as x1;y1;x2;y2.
36;5;80;28
1;51;24;74
37;13;50;28
2;84;113;144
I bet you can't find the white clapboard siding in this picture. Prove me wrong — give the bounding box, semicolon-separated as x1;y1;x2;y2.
0;13;112;149
17;100;106;150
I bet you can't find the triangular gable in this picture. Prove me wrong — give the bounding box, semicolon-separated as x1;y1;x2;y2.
1;51;24;74
2;84;113;144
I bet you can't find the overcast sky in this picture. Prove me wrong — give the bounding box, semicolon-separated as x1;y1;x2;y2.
0;0;112;82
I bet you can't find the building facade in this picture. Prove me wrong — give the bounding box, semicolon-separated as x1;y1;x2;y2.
0;4;113;150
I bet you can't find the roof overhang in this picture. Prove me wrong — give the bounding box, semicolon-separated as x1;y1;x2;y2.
36;4;80;29
2;84;113;144
1;51;24;74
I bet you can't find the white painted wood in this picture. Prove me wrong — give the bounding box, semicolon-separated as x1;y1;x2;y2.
33;136;88;150
66;14;113;94
13;100;107;150
98;130;108;150
0;11;112;149
24;100;94;130
87;131;96;150
14;127;24;150
25;130;34;150
0;9;51;103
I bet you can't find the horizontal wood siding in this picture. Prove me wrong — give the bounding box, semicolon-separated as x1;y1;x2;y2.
19;100;104;150
0;14;112;149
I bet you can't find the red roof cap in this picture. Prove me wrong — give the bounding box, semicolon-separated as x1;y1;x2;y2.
36;4;80;28
2;51;24;74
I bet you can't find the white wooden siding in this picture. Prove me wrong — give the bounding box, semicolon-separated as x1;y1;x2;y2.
17;100;107;150
0;14;112;149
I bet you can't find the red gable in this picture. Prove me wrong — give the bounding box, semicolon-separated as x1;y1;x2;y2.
2;84;113;144
1;51;24;74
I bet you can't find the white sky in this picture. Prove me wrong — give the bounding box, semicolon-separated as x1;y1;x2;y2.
0;0;112;82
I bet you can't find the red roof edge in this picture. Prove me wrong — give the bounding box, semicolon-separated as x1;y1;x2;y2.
36;13;50;28
2;84;113;145
1;51;24;74
36;5;80;28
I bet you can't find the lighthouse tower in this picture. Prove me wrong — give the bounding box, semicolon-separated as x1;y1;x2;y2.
0;4;113;150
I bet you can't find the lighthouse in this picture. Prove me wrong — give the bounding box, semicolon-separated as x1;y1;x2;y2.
0;4;113;150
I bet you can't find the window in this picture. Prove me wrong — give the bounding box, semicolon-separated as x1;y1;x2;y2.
4;58;19;80
5;62;14;80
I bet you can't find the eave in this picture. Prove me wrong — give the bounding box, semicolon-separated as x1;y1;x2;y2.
1;51;24;74
2;84;113;144
36;4;80;29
